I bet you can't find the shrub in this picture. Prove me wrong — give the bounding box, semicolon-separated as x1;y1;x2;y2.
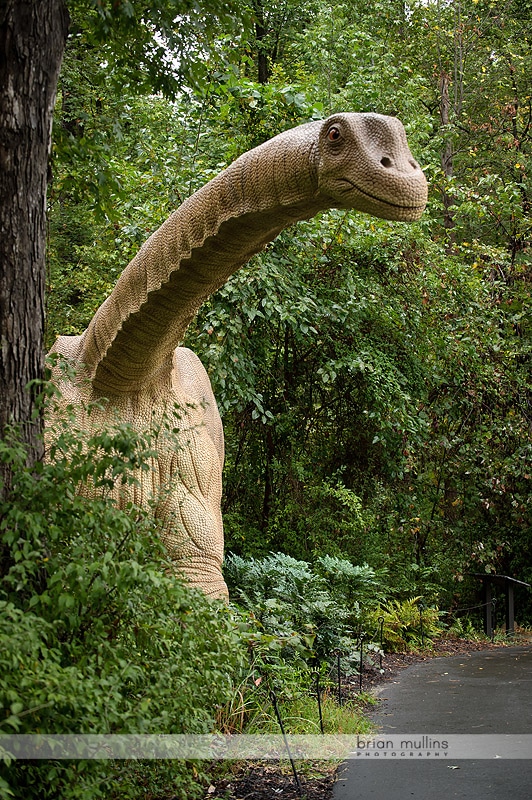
224;552;356;664
367;597;444;652
0;420;246;800
222;552;392;734
314;555;387;609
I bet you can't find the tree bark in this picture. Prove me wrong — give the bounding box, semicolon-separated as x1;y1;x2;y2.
0;0;69;475
252;0;270;84
439;70;455;233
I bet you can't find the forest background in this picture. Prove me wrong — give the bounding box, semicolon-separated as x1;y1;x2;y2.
49;0;532;606
1;0;531;798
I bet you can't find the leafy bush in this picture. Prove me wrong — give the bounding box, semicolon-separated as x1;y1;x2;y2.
222;552;393;734
224;552;391;681
314;555;387;608
367;597;444;652
0;421;246;799
224;552;362;663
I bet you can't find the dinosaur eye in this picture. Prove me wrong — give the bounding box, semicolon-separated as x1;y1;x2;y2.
327;125;341;142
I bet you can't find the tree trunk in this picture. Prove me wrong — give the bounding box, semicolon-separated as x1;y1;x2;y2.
439;71;455;234
252;0;270;84
0;0;69;477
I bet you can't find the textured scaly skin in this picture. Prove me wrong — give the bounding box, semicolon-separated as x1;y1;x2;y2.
48;113;428;599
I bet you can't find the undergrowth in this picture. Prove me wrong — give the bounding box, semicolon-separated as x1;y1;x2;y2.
0;417;245;800
0;386;472;799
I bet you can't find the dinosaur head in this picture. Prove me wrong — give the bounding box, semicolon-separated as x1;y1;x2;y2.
315;112;428;221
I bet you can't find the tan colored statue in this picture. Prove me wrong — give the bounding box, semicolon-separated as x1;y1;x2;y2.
48;113;427;600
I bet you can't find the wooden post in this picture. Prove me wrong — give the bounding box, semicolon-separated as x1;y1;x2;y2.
505;581;515;635
483;580;493;639
472;574;530;639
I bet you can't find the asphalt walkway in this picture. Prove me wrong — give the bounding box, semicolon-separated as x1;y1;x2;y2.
333;645;532;799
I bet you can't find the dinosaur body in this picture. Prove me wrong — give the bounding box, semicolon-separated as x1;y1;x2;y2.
49;113;427;599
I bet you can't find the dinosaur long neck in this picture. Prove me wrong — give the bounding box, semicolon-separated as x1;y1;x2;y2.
80;123;329;395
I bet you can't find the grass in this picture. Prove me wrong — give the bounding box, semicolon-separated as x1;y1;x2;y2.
243;689;375;735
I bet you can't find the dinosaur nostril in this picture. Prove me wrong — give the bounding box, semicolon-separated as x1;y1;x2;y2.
381;157;393;168
409;159;418;169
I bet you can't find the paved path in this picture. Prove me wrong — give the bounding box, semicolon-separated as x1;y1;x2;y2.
333;646;532;799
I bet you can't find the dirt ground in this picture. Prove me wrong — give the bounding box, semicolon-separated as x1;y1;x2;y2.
204;635;530;800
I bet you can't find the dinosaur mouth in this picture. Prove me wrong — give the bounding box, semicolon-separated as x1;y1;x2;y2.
340;178;426;212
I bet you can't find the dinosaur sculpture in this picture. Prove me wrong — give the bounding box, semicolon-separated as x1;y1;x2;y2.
48;113;427;600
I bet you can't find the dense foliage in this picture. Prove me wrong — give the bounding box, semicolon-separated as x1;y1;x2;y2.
3;0;532;795
225;552;443;661
0;409;245;799
45;0;532;611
